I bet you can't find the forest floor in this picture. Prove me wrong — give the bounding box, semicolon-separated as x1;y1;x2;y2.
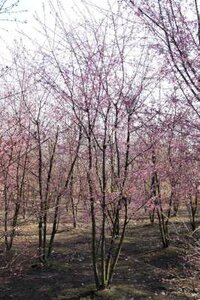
0;211;200;300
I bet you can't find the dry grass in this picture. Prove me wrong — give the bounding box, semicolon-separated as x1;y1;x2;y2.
0;209;199;300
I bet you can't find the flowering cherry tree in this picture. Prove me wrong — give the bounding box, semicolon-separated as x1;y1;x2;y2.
126;0;200;117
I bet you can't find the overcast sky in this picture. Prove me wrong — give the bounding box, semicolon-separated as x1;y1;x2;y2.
0;0;114;60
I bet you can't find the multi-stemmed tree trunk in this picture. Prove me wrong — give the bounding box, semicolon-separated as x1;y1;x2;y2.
38;5;151;287
151;150;170;248
1;123;31;251
35;119;83;262
47;126;82;259
36;122;59;262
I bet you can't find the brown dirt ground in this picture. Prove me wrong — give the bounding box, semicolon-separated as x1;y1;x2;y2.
0;212;200;300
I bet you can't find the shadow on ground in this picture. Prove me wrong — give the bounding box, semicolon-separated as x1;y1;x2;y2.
0;219;198;300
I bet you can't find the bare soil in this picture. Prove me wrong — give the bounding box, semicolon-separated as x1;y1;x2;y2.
0;212;199;300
